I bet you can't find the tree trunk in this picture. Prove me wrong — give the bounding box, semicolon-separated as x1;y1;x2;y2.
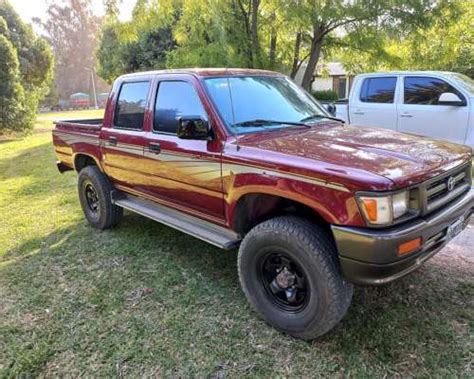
290;32;302;78
235;0;253;67
269;12;277;69
301;37;323;91
250;0;260;67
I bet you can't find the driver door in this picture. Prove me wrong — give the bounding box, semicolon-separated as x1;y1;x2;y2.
397;76;469;144
140;75;225;221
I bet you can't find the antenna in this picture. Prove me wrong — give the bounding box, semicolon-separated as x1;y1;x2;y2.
226;76;240;151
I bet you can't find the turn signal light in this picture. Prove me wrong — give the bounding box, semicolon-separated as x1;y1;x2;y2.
398;237;422;256
361;198;378;222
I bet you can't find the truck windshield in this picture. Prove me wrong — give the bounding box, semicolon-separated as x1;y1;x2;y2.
204;76;330;134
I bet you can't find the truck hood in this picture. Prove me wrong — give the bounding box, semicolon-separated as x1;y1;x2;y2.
235;123;472;188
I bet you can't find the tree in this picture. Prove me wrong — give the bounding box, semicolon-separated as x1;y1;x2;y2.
0;32;26;133
166;0;242;68
282;0;459;90
97;22;176;82
104;0;121;20
0;1;53;94
336;0;473;77
95;0;463;88
34;0;106;99
97;0;179;83
0;1;53;134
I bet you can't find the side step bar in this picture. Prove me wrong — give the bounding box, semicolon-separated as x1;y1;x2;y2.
112;192;241;250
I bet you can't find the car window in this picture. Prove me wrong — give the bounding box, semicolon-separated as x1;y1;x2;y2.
404;76;464;105
360;77;397;103
204;76;328;134
114;81;150;129
154;81;207;134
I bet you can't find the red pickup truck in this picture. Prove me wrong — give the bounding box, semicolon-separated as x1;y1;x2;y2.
53;68;473;340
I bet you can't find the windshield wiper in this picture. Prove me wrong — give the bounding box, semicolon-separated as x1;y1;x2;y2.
300;114;345;124
232;119;310;128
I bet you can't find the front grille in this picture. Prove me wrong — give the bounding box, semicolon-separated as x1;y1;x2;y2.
420;162;471;215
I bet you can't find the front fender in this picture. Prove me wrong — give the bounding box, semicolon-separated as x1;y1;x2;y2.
224;170;364;227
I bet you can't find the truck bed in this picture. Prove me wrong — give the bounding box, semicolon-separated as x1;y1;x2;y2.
52;118;103;171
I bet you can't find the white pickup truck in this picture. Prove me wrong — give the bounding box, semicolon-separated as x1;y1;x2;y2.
331;71;474;149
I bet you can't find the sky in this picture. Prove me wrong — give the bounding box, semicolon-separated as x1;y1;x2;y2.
11;0;136;28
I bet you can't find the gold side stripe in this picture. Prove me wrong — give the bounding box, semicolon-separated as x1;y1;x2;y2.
106;145;143;155
54;131;99;140
54;132;99;146
223;163;350;193
55;132;349;193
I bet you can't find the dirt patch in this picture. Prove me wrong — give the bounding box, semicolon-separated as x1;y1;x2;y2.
432;222;474;271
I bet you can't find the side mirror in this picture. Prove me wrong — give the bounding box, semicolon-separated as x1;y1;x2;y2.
177;116;211;140
326;102;337;116
438;92;465;106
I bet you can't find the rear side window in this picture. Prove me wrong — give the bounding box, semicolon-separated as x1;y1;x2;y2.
404;76;464;105
154;81;207;134
360;77;397;103
114;81;150;129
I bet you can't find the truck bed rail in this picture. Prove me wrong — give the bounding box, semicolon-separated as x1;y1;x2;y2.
54;118;103;130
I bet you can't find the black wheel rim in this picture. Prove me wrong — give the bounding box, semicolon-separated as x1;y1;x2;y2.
259;252;310;313
84;182;100;215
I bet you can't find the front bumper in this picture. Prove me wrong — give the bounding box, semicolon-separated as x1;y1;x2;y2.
332;188;474;285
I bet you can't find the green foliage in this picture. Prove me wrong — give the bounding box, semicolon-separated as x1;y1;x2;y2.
335;1;472;77
95;0;471;88
0;1;53;94
97;22;177;83
0;34;26;132
166;0;240;68
0;14;7;35
96;24;124;83
97;0;182;83
0;1;53;134
41;82;60;109
311;89;338;102
96;0;277;80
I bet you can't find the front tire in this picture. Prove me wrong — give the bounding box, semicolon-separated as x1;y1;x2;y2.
78;166;123;229
238;216;353;340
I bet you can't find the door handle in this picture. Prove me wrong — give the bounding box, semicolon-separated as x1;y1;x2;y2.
353;110;364;115
108;136;117;146
148;142;161;154
400;113;413;118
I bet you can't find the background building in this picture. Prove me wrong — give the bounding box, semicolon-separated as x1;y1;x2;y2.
295;62;354;99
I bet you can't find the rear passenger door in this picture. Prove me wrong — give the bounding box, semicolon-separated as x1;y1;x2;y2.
141;76;225;220
100;79;152;190
350;76;399;130
397;76;469;144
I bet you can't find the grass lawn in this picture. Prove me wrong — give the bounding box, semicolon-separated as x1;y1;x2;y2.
1;110;473;377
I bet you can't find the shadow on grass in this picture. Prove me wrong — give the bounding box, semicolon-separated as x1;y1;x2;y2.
0;141;55;179
0;137;22;144
2;211;472;376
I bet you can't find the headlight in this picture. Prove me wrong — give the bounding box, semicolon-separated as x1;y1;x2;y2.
392;191;409;219
358;191;409;226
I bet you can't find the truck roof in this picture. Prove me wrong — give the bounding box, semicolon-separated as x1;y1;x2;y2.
120;68;280;79
356;70;460;77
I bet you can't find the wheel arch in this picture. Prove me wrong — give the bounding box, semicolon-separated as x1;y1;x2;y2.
229;189;337;235
73;153;102;172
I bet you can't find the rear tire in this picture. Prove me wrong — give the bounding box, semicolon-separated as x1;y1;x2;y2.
78;166;123;229
238;216;353;340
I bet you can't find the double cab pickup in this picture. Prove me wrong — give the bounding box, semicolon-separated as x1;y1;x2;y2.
332;71;474;148
53;68;473;340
